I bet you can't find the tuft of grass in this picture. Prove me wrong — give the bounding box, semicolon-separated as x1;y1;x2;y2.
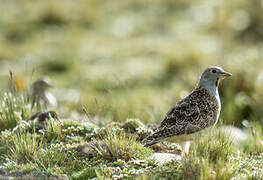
2;130;89;175
0;92;34;131
194;129;235;163
214;159;237;180
180;154;237;180
33;142;84;174
242;122;263;154
94;131;153;162
4;132;45;163
177;129;237;179
41;116;63;142
180;155;210;180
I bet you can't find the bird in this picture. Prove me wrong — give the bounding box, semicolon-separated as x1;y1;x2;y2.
28;110;59;131
142;66;232;154
30;78;57;109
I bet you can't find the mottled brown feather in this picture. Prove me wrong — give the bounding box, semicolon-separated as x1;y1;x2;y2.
142;86;219;147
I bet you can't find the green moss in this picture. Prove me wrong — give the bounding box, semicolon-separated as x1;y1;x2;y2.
122;118;145;133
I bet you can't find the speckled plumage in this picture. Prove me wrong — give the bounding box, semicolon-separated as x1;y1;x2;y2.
28;110;59;131
142;66;231;147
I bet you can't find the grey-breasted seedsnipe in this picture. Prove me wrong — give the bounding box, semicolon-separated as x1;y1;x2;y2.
31;78;57;109
142;66;232;148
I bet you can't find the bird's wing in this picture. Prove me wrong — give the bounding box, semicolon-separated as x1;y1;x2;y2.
159;86;217;131
142;101;203;147
159;101;201;131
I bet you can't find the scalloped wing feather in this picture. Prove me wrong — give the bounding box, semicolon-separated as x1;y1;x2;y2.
142;86;219;147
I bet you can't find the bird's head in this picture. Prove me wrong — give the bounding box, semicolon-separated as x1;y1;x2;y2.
199;66;231;88
32;78;54;91
37;110;59;122
47;110;59;120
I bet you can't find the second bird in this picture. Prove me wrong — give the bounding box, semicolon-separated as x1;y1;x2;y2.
30;78;57;109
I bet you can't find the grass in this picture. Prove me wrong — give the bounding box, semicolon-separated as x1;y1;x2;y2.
194;130;234;163
1;0;263;179
0;92;262;179
6;132;45;163
94;130;153;162
0;92;34;131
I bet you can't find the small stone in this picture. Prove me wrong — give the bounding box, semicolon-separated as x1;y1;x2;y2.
148;153;182;165
0;168;7;175
75;143;98;158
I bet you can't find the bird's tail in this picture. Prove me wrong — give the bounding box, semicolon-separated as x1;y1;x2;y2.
142;129;171;147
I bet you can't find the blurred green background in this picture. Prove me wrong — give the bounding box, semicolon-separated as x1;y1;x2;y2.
1;0;263;127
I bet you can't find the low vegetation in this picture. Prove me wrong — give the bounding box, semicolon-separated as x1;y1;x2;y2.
0;92;262;179
1;0;263;179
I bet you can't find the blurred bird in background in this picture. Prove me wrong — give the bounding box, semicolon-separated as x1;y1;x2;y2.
30;77;57;109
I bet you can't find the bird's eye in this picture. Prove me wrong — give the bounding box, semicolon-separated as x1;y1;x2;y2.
212;70;217;73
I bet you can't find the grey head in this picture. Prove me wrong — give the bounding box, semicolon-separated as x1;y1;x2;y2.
198;66;231;126
198;66;231;91
32;78;53;93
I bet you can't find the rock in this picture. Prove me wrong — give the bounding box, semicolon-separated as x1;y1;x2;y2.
50;174;69;180
20;172;48;180
149;143;167;152
0;168;7;175
0;170;69;180
75;143;98;158
75;141;107;158
0;175;10;180
148;153;182;165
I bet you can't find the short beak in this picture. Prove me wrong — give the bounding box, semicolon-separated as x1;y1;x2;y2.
221;71;232;77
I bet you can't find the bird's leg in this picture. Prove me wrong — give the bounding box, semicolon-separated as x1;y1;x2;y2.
180;141;191;158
